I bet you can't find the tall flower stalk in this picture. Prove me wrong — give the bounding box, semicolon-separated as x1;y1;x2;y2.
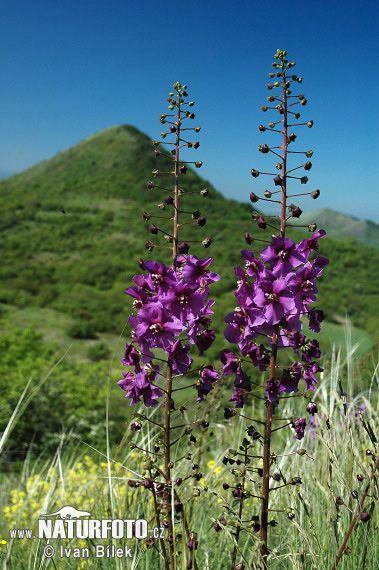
219;50;328;568
119;82;219;569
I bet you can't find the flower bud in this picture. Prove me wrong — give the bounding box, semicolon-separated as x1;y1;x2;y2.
267;84;273;90
366;449;372;455
188;101;195;106
176;477;183;486
164;234;173;243
308;223;317;232
273;175;282;186
142;211;151;220
195;161;203;168
267;95;275;102
291;206;302;218
264;190;272;198
260;144;269;153
257;216;267;229
146;536;154;547
202;237;212;248
300;98;308;106
304;161;312;170
143;479;153;489
287;512;295;520
149;224;158;234
200;188;209;197
288;133;297;142
307;120;314;128
197;217;206;227
261;106;268;112
290;477;302;485
306;402;318;415
161;132;167;139
180;165;188;174
294;112;300;119
147;181;155;189
250;192;259;203
251;211;259;221
194;126;201;132
222;482;230;490
244;232;254;245
336;496;344;505
178;242;190;254
268;122;275;128
351;490;358;499
251;169;260;178
259;125;267;132
357;474;364;481
214;522;221;532
145;241;155;251
360;512;370;522
306;150;314;158
300;176;309;184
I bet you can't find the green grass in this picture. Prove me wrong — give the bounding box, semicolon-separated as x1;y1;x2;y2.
0;336;378;569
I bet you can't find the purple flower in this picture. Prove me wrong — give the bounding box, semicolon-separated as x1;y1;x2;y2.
167;339;193;375
265;377;284;402
297;230;326;259
253;278;296;325
260;237;306;276
220;349;240;375
303;362;323;391
197;366;219;402
306;401;318;415
122;343;141;366
195;328;215;356
118;367;163;407
308;308;325;333
229;370;251;408
160;281;205;322
178;255;220;288
131;302;186;350
302;339;321;363
293;418;306;440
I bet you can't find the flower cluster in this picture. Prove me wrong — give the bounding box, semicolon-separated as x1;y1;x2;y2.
221;230;328;417
119;255;220;405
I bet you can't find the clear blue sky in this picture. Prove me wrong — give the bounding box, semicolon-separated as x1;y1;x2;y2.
1;0;378;222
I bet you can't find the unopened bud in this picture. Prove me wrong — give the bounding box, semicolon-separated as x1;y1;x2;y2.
149;224;158;234
257;216;267;229
202;237;212;248
300;176;309;184
306;150;314;158
178;242;190;254
142;211;151;220
251;169;260;178
264;190;272;198
304;161;312;170
195;161;203;168
145;241;155;251
180;165;188;174
244;232;254;245
259;125;266;132
308;223;317;232
197;216;206;227
307;120;314;128
336;496;344;505
273;175;282;186
147;181;155;189
194;126;201;132
250;192;259;203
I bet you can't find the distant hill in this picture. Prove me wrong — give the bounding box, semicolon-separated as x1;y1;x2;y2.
294;208;379;249
0;125;378;349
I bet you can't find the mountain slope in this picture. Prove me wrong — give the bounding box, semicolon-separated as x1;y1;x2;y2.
0;125;378;347
297;208;379;249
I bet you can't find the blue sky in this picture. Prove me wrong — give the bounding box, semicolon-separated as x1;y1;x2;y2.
1;0;378;222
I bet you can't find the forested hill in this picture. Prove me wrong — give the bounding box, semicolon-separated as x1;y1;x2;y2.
0;124;378;345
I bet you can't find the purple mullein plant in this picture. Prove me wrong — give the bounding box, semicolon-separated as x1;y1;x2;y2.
119;82;219;570
219;50;328;567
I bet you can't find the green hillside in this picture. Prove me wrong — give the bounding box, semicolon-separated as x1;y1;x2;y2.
297;208;379;249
